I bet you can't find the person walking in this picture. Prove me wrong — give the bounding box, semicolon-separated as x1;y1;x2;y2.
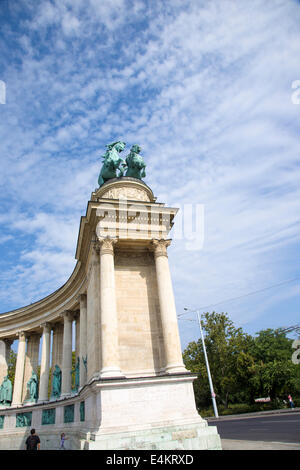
59;432;68;450
25;428;40;450
288;394;295;409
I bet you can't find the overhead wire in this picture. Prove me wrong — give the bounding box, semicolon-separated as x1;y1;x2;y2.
178;274;300;317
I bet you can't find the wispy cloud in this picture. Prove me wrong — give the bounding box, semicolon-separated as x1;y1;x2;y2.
0;0;300;345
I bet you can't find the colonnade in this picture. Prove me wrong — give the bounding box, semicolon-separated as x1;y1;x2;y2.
0;237;186;408
4;305;86;407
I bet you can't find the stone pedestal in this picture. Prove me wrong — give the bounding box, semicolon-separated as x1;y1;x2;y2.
84;374;221;450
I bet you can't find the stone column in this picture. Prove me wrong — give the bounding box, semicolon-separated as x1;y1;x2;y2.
12;331;27;407
79;294;87;388
152;239;187;374
85;244;101;381
22;333;41;402
75;312;80;360
61;311;73;398
38;323;51;403
98;237;123;378
0;339;12;384
52;322;64;370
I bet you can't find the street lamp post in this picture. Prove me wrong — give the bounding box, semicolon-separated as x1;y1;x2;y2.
196;311;219;418
184;308;219;418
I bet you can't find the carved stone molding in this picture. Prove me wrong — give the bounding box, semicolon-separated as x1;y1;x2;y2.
151;239;172;258
92;239;101;255
101;186;151;202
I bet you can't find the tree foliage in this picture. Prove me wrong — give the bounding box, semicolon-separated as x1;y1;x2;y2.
183;312;300;410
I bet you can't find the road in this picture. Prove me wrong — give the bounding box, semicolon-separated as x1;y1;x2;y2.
208;412;300;445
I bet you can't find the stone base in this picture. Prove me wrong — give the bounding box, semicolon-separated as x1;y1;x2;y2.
23;400;37;406
0;374;222;450
85;421;221;450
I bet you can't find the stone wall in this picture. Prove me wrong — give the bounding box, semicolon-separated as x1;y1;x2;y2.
115;249;165;376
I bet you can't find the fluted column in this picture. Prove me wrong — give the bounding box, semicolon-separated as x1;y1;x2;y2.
61;311;73;397
38;323;51;403
22;333;41;402
51;323;64;371
152;239;187;374
12;331;27;406
79;294;87;388
98;236;123;378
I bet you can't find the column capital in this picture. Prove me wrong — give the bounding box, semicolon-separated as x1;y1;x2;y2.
40;322;52;333
16;331;27;341
60;310;75;322
3;338;13;348
77;293;87;302
97;236;118;255
73;309;80;321
52;322;63;332
27;331;42;340
151;239;172;258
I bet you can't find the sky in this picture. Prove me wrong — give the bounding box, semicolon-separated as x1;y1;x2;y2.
0;0;300;351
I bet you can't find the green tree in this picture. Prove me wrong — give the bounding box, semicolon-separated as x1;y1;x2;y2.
249;328;299;400
183;312;254;409
250;328;292;363
249;360;297;400
183;316;300;412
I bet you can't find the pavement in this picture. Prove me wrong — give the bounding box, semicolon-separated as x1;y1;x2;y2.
221;439;300;450
206;406;300;421
207;407;300;450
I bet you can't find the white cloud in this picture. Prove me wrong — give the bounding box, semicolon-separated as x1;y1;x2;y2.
0;0;300;343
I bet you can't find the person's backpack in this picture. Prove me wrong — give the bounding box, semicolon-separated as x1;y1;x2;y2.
26;435;39;450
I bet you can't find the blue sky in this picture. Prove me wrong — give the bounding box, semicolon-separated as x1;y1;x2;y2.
0;0;300;350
